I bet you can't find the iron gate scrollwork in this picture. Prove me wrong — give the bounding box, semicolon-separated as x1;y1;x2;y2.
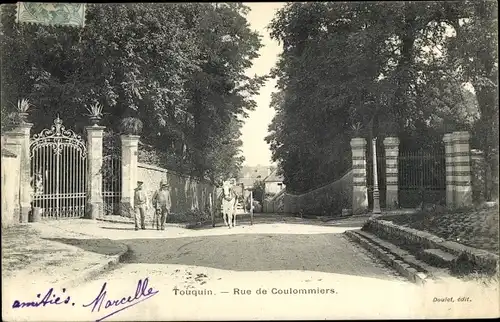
30;117;87;219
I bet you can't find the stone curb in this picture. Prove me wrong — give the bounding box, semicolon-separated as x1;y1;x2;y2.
345;230;428;285
365;219;499;273
62;242;130;289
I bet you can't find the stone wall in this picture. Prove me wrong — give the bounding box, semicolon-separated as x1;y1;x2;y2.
137;163;217;217
267;170;353;216
263;188;285;213
364;219;499;274
1;147;20;227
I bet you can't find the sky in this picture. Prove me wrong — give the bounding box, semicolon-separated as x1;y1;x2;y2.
239;2;285;167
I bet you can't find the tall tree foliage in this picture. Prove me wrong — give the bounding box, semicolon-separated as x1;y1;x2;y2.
266;1;497;195
1;3;265;183
442;0;498;198
182;3;266;183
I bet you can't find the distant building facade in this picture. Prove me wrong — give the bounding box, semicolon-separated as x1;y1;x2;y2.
237;165;274;189
263;168;285;195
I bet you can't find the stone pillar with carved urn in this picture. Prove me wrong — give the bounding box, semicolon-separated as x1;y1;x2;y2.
443;133;455;208
350;138;368;214
383;137;400;209
2;130;23;223
120;135;140;217
85;125;105;219
452;131;473;207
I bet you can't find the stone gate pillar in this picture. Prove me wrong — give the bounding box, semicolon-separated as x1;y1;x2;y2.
120;135;140;216
4;123;34;223
2;131;23;223
443;133;455;208
470;149;486;203
350;137;368;213
452;131;472;207
17;123;33;223
383;137;400;209
85;125;105;219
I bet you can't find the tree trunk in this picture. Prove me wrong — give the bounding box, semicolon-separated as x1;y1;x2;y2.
393;8;417;132
474;79;499;201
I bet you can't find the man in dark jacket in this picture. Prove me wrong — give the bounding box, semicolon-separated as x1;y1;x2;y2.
152;180;171;230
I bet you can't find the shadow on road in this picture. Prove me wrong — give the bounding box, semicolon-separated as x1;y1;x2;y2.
189;214;369;230
43;237;127;256
100;226;137;231
47;232;397;281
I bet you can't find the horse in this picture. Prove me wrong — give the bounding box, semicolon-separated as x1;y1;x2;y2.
220;180;238;228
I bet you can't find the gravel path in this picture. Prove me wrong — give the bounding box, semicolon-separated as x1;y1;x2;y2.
122;232;405;281
4;219;498;321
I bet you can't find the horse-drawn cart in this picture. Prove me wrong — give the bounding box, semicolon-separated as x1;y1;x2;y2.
211;181;254;228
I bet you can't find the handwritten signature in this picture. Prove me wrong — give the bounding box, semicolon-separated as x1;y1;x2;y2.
11;277;159;322
12;287;73;308
82;277;159;322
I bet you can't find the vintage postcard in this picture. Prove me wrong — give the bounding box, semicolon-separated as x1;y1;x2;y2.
1;2;499;321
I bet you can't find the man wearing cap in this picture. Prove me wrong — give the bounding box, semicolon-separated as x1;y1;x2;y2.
152;180;172;230
134;181;149;230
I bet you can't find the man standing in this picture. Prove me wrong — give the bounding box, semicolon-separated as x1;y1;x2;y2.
152;180;171;230
134;181;149;230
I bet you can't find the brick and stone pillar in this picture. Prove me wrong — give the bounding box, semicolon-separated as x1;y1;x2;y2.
120;135;140;216
383;137;400;209
470;149;485;204
2;130;23;223
350;137;368;213
85;125;105;219
443;133;455;208
452;131;473;207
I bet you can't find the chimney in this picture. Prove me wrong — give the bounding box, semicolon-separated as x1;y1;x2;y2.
267;167;272;176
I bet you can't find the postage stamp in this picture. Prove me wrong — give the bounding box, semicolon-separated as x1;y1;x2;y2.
16;3;86;27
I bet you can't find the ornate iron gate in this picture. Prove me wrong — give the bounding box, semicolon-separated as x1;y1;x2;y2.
30;117;87;219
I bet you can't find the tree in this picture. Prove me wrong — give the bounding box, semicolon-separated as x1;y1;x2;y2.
1;3;266;183
1;4;200;133
182;3;267;180
266;2;495;194
441;0;498;199
252;180;266;204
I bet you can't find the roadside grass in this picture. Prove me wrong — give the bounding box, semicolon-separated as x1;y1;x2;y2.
1;224;65;276
1;224;126;279
380;204;499;254
458;269;500;287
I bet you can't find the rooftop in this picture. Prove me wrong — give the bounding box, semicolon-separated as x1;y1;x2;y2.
263;168;284;182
